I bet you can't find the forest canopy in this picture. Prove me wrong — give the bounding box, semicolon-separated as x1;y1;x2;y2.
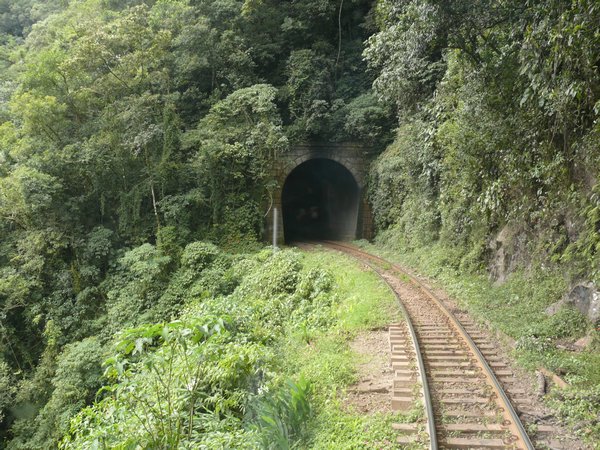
0;0;391;447
0;0;599;448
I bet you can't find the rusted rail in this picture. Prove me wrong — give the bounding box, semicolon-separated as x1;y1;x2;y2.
362;254;437;449
314;240;536;450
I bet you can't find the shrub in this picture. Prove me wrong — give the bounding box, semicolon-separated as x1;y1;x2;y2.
61;318;265;449
250;378;311;450
119;243;171;283
180;241;220;271
7;338;103;450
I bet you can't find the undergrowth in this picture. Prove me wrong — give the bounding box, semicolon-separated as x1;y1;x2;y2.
281;249;418;449
48;244;410;449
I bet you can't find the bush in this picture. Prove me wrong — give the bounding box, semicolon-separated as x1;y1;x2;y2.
368;121;440;247
118;243;171;283
61;318;266;449
180;241;220;271
156;226;185;270
7;337;103;450
102;244;173;334
250;378;311;450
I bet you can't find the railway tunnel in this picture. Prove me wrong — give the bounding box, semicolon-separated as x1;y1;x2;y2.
282;158;359;243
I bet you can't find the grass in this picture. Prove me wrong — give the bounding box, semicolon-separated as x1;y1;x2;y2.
354;237;600;446
307;250;402;331
277;248;423;449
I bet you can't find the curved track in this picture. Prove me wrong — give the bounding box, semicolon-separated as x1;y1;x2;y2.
309;241;536;450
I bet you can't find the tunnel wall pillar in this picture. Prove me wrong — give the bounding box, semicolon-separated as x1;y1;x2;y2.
358;190;374;241
270;185;285;246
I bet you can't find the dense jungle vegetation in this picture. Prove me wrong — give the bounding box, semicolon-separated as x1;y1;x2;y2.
0;0;598;448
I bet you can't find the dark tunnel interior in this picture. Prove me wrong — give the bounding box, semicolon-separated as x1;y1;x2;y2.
282;158;359;243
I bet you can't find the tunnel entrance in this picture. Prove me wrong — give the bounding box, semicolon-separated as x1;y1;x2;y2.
282;158;359;243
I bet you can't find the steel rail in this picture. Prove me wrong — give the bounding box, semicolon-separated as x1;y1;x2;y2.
301;240;437;448
320;240;535;450
357;255;438;450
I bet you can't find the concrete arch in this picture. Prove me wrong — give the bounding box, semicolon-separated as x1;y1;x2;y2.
266;142;375;245
279;153;364;191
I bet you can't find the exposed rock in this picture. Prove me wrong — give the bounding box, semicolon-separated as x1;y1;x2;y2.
554;333;595;352
564;216;580;243
546;282;600;324
556;340;582;352
574;334;594;350
488;225;529;283
536;370;546;397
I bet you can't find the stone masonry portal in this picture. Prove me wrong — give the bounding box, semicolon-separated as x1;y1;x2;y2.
266;142;374;245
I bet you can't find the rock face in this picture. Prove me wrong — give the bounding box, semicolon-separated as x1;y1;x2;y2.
546;282;600;324
489;225;529;283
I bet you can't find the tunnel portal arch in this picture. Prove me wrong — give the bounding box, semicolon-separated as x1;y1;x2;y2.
282;158;359;243
267;143;374;245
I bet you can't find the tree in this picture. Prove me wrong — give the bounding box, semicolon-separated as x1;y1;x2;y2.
189;84;287;244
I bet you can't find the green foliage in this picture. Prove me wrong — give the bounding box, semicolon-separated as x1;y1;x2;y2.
0;0;389;447
2;0;598;447
562;181;600;283
288;333;356;396
365;0;446;114
251;378;311;450
515;305;590;356
182;250;338;347
519;1;600;133
0;0;64;38
309;410;421;449
367;0;600;278
82;227;114;274
15;338;104;449
188;84;287;246
0;360;16;425
119;243;171;282
331;93;394;146
238;250;301;297
156;225;184;269
285;49;334;137
0;0;385;413
180;241;221;271
59;248;329;448
369;121;440;248
61;318;261;449
0;166;62;229
528;306;588;342
101;243;173;335
152;242;236;322
56;246;400;448
548;386;600;446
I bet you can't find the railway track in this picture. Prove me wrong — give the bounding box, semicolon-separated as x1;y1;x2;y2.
309;240;539;450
